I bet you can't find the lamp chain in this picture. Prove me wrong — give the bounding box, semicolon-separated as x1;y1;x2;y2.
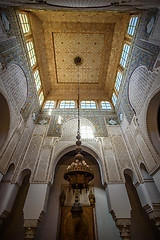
77;69;80;138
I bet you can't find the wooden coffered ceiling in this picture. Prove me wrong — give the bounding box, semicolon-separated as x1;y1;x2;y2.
28;10;130;101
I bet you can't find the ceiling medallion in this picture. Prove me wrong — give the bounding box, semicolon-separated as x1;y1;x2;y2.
74;56;83;66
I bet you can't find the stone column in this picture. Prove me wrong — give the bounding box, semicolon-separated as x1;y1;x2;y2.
0;181;19;225
134;175;160;230
106;183;132;239
23;183;50;239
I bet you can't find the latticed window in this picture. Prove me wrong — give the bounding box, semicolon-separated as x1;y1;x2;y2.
19;13;30;34
112;93;117;106
120;44;130;68
26;41;36;67
60;100;75;108
39;91;44;106
44;101;55;109
101;101;112;109
34;70;41;92
81;101;96;109
81;126;94;139
127;17;138;36
115;71;123;92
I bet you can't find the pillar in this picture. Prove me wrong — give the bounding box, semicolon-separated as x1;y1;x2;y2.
0;181;19;225
106;183;132;240
23;183;50;239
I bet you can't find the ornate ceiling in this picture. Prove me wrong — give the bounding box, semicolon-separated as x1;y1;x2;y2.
28;10;130;101
1;1;159;101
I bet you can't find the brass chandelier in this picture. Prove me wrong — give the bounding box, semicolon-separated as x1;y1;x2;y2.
64;57;94;192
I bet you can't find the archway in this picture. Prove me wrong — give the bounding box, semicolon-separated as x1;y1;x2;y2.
146;91;160;156
0;93;10;150
36;148;120;240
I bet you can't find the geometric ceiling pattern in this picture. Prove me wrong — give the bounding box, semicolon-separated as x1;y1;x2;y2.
29;11;130;101
54;32;105;84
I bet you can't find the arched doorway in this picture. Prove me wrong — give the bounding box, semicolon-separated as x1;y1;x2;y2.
36;149;120;240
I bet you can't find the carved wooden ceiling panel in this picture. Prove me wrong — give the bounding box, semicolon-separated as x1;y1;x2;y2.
29;10;130;100
54;32;105;84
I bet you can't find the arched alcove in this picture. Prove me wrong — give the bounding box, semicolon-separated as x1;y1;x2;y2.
1;63;28;112
61;117;95;141
124;170;160;240
0;92;10;150
37;149;120;240
146;90;160;156
128;65;151;115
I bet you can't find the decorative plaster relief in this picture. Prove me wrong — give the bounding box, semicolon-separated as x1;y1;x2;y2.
105;149;121;182
136;134;156;170
21;135;42;172
112;135;133;177
1;64;28;113
33;147;52;183
33;124;47;136
107;125;122;136
129;66;153;116
0;131;19;172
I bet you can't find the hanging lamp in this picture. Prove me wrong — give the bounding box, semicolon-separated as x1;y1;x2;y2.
64;56;94;192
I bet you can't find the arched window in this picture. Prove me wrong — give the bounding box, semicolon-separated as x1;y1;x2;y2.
19;13;30;34
59;100;75;108
101;101;112;110
112;93;117;106
26;41;36;67
39;91;44;106
34;70;41;92
127;17;138;36
44;100;55;109
115;71;123;93
120;44;130;68
81;101;96;109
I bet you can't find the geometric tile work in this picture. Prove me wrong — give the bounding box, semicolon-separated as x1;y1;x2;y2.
0;8;40;122
47;111;108;137
117;11;160;123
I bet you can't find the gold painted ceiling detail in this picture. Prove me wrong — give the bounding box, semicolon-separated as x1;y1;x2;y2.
29;11;130;100
54;33;105;84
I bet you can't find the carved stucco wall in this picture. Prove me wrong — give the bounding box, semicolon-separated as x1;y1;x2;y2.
128;64;160;168
1;64;28;114
117;10;160;124
0;8;40;121
19;114;159;185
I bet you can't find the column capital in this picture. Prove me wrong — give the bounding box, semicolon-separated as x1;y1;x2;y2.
110;211;131;240
144;203;160;230
24;219;39;240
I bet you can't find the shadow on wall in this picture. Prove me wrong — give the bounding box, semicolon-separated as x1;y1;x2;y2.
124;168;160;240
147;90;160;156
0;92;10;150
0;168;31;240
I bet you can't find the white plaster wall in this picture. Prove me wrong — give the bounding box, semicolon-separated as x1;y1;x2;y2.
24;183;48;219
153;170;160;193
95;187;121;240
106;184;131;218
